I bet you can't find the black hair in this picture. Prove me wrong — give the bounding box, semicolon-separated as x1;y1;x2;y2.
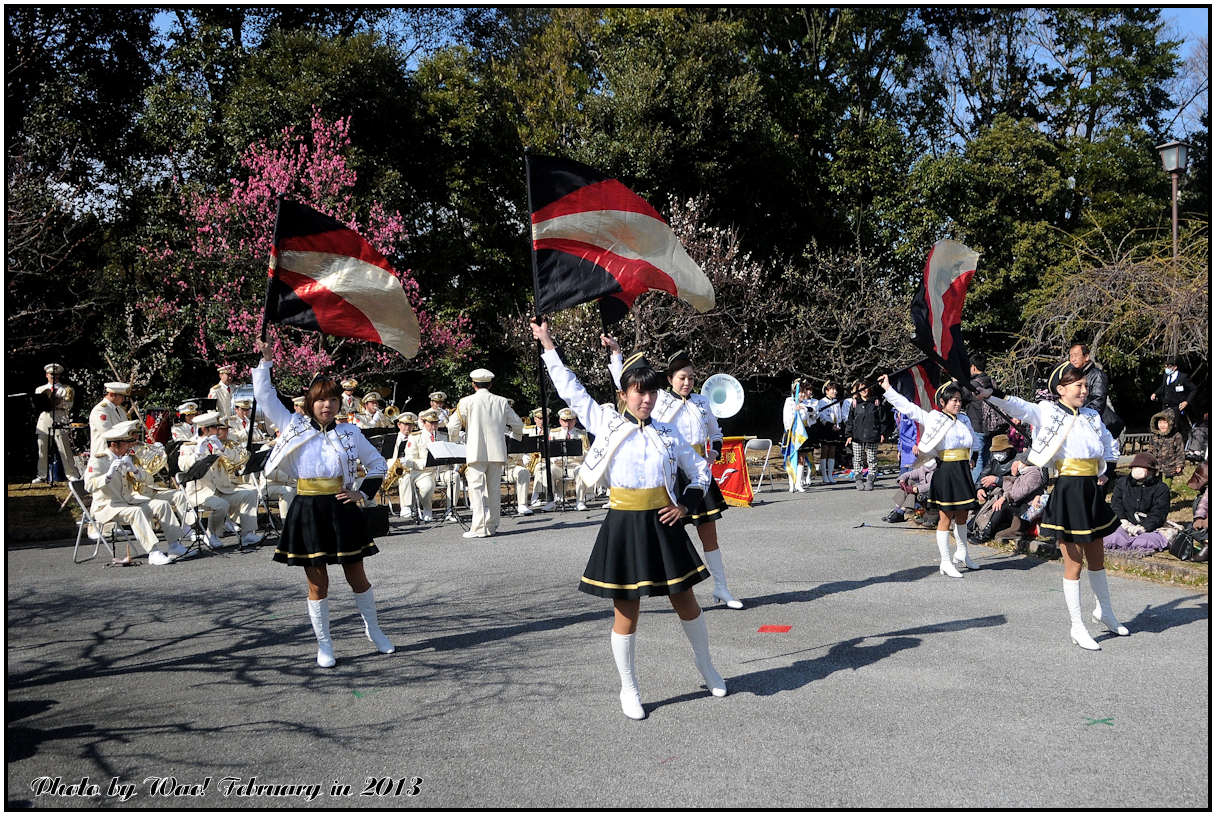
1069;341;1090;355
619;364;666;395
936;382;963;405
971;352;986;371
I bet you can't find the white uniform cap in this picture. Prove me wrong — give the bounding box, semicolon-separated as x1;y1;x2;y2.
105;382;131;395
233;398;253;409
470;369;494;383
419;408;440;422
292;396;306;407
103;420;141;442
429;391;447;402
362;392;382;404
341;379;359;390
397;411;419;425
558;408;576;421
177;401;199;414
44;363;64;374
192;410;223;427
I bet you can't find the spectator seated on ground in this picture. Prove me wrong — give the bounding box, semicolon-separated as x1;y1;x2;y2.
882;459;936;524
1105;452;1177;555
969;450;1048;544
975;434;1016;499
1146;410;1186;480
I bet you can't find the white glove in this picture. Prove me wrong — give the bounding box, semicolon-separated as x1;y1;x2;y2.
1119;519;1136;533
1129;524;1146;536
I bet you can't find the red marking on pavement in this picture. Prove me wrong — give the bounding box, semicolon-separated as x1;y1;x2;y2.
658;756;678;765
758;625;792;633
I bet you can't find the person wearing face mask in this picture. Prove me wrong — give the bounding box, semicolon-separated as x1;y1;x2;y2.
878;375;982;577
1104;453;1173;555
1151;359;1198;433
532;319;725;721
975;362;1126;650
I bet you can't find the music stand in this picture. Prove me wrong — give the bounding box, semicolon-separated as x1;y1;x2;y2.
176;454;225;557
240;448;277;534
425;441;468;530
546;438;584;509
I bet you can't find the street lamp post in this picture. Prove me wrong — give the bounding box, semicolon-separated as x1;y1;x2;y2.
1156;140;1190;260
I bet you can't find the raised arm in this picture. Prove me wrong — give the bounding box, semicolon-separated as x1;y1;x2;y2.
877;375;931;426
603;333;624;391
533;320;610;436
252;340;293;433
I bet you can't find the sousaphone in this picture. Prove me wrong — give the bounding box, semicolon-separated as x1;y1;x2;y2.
701;373;744;419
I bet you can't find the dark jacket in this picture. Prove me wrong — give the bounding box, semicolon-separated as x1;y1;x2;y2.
1111;472;1171;533
1154;369;1198;408
979;448;1016;482
846;397;886;443
1147;409;1186;476
1079;361;1109;417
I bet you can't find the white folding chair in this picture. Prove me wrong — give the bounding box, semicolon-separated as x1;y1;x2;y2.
745;438;774;492
65;479;117;564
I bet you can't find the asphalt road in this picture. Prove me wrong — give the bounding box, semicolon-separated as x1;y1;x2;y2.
6;480;1210;809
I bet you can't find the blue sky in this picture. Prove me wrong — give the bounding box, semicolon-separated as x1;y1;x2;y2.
1160;5;1210;49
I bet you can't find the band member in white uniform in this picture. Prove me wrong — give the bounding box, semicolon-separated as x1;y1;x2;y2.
339;379;361;417
428;391;450;425
532;407;590;510
253;339;392;668
448;369;524;538
34;363;81;481
190;411;263;548
879;377;981;577
385;412;419;518
208;364;236;420
89;382;131;457
534;320;725;720
227;398;266;447
607;340;743;609
976;362;1126;650
408;409;448;522
507;413;538;516
85;421;191;565
172;402;200;442
356;392;390;429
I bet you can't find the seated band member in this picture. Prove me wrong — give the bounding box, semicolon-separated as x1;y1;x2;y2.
356;392;390;429
506;408;541;515
85;420;191;565
531;407;590;510
385;412;419;518
339;379;361;417
172;402;200;442
405;409;452;522
253;339;392;668
227;398;267;448
532;319;725;720
189;411;263;548
428;391;450;425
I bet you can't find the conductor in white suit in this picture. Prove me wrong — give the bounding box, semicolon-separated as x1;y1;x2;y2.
448;368;523;538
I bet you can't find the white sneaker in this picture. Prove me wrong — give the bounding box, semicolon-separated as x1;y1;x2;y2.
517;505;533;516
540;501;556;512
421;512;433;522
444;514;459;524
576;502;588;511
206;532;225;549
241;532;265;547
462;530;488;539
148;550;172;566
31;476;46;484
168;539;189;559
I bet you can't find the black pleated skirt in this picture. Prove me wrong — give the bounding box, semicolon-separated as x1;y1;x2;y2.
927;459;978;512
676;470;729;527
1040;475;1118;544
273;493;380;566
579;508;709;599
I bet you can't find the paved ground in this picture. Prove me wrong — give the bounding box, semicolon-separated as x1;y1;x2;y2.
6;480;1210;809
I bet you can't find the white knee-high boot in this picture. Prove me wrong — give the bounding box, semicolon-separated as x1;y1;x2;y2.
1088;569;1129;636
610;631;645;720
794;462;805;492
307;598;336;668
353;587;395;654
936;530;963;577
826;458;836;483
1064;578;1101;650
680;613;726;697
703;548;743;609
952;523;978;569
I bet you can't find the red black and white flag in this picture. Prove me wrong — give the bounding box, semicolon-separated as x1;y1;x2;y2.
910;239;978;383
889;359;940;415
526;155;714;324
264;198;420;359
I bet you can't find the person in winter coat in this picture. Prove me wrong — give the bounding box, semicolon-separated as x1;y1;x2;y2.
1146;409;1186;479
967;355;1005;481
975;434;1016;502
1104;452;1173;554
987;453;1050;542
882;459;936;523
845;380;887;491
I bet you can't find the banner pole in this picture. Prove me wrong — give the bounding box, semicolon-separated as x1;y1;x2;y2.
524;152;555;503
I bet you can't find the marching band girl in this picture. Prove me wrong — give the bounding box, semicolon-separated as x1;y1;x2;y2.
253;339;393;668
976;363;1126;650
878;376;981;577
532;320;726;720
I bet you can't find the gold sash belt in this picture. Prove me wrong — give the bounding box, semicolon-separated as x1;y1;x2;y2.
296;476;344;495
608;486;671;511
692;443;706;457
1057;458;1100;477
938;448;970;462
